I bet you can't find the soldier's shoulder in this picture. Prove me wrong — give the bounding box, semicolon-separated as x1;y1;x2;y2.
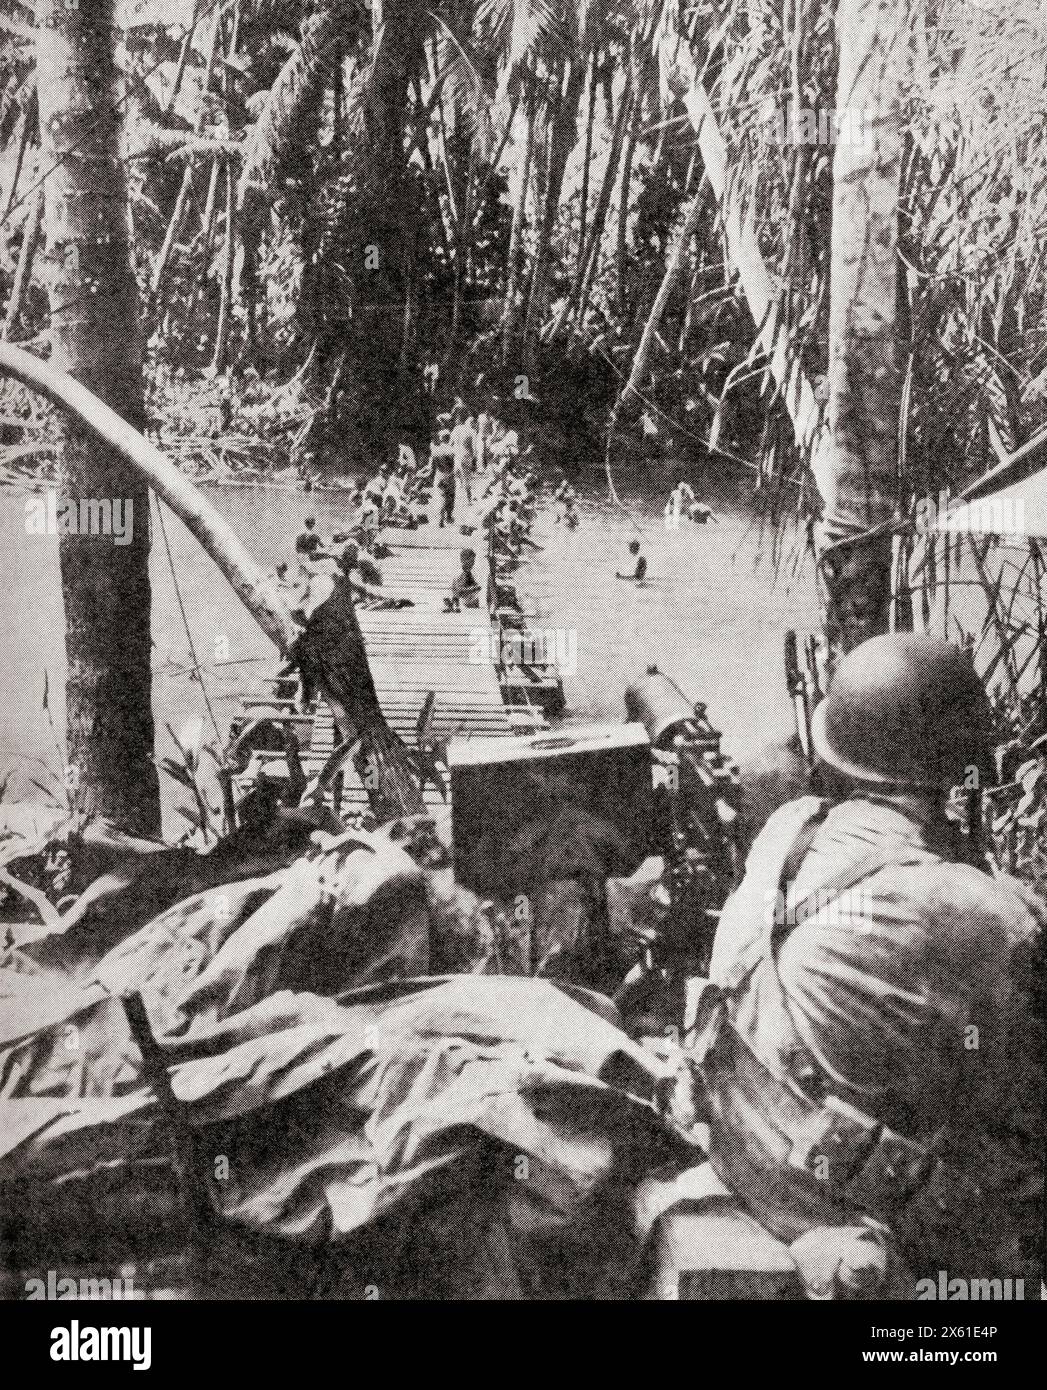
894;858;1044;948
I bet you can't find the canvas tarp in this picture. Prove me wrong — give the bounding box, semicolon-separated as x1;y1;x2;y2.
1;826;673;1248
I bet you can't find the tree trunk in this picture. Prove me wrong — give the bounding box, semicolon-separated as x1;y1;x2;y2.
187;158;221;323
615;94;641;319
151;17;221;300
0;343;424;819
662;31;824;463
573;80;633;324
1;189;43;342
164;11;196;116
818;0;903;657
576;55;598;268
35;1;161;833
210;160;235;374
611;181;706;428
2;91;37;221
444;138;475;372
502;88;536;361
356;0;427;441
332;45;344;152
525;57;585;342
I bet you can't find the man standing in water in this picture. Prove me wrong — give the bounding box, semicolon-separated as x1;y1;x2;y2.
450;406;476;507
666;480;717;527
616;538;647;582
295;516;328;562
431;428;456;526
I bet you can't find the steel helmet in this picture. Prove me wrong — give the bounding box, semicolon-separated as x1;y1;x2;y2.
810;634;994;789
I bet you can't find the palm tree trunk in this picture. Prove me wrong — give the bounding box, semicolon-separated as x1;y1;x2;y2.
151;16;221;299
332;45;344;151
818;0;903;657
164;7;198;116
615;95;641;319
576;54;598;267
210;160;235;374
359;0;427;434
662;29;824;463
612;182;707;424
187;158;221;323
444;140;476;372
502;88;536;361
2;190;43;342
35;1;161;833
2;91;37;221
525;57;585;342
574;81;633;324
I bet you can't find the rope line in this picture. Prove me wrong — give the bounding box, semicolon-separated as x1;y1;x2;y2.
151;490;223;747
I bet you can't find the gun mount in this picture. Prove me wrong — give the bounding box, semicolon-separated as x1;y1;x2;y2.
619;667;743;1024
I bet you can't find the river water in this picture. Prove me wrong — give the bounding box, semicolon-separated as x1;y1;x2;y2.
0;478;819;836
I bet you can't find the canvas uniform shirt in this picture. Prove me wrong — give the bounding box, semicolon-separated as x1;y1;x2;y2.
703;794;1040;1253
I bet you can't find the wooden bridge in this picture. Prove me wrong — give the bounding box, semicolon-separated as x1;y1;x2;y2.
232;523;557;817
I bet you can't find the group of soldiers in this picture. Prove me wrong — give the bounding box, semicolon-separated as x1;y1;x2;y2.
428;401;541;548
274;398;544;614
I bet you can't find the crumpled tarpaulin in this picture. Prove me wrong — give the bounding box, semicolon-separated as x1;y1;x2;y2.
1;826;673;1253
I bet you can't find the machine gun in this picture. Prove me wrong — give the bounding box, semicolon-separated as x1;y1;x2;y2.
617;667;742;1025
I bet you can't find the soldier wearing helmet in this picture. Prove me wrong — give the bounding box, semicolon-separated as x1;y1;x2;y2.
691;634;1043;1296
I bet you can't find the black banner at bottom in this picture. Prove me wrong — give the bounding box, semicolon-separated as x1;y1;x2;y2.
1;1295;1042;1376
